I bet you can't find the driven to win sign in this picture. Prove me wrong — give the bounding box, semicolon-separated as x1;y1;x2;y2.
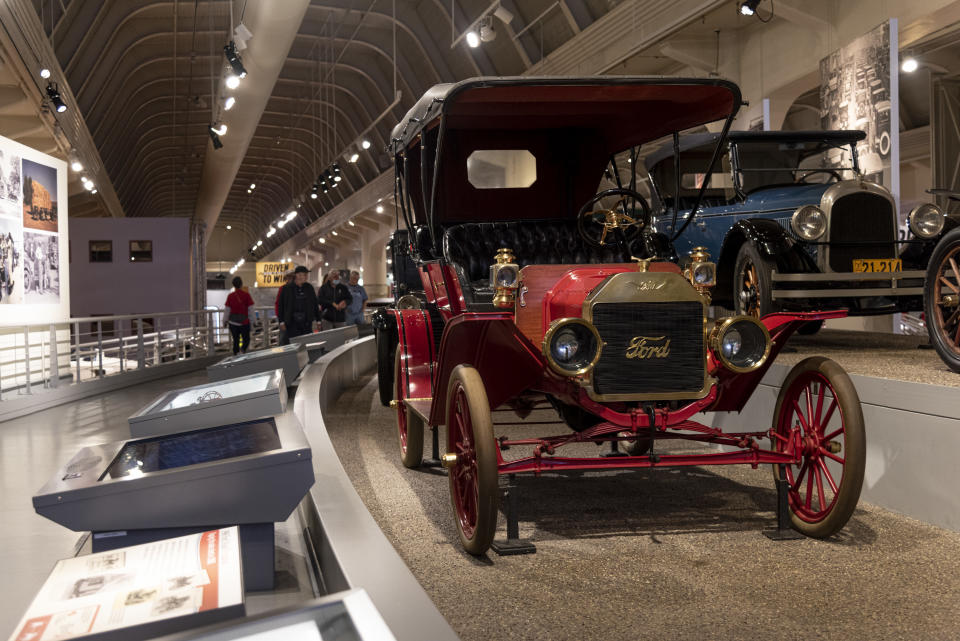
256;262;288;287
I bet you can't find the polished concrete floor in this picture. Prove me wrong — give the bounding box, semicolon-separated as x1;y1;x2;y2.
329;374;960;641
0;370;315;638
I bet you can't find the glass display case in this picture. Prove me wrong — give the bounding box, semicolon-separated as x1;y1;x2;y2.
207;344;308;384
129;369;287;438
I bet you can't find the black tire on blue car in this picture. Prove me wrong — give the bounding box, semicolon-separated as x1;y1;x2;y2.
924;227;960;373
733;241;777;318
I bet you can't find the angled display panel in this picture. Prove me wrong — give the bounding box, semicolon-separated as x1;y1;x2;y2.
207;344;307;384
33;412;313;533
128;369;287;438
152;589;394;641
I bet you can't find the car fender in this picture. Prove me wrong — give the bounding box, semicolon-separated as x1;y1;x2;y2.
393;308;436;401
428;314;545;426
716;219;816;302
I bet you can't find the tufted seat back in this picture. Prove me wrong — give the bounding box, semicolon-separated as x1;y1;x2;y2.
444;219;637;282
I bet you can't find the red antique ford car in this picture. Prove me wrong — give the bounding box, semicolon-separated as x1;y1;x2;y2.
381;77;865;555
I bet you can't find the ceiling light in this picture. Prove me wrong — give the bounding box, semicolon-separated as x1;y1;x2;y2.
319;238;326;244
226;225;232;230
324;261;329;266
901;56;919;73
348;152;359;163
479;16;496;42
81;176;90;185
251;244;257;251
225;74;241;90
210;123;227;136
310;192;318;199
361;139;371;149
466;30;480;48
277;219;286;228
739;0;760;15
249;183;256;189
45;83;66;112
331;230;338;236
334;175;342;182
40;68;51;79
286;211;297;220
256;240;263;247
493;5;514;23
209;127;223;149
247;189;252;194
84;182;94;191
237;258;245;266
223;41;248;78
376;204;384;213
266;226;276;237
224;96;236;110
71;161;82;172
348;220;355;226
91;189;98;194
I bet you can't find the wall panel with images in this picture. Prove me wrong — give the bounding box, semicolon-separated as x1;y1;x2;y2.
0;135;69;323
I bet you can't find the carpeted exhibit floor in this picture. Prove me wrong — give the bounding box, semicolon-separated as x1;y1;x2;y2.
327;374;960;641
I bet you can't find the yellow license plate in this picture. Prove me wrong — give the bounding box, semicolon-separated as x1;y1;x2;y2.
853;258;901;273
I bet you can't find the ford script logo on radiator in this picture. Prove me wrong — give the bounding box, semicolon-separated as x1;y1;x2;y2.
625;335;671;359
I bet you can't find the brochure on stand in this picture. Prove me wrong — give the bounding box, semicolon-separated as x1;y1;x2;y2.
8;527;244;641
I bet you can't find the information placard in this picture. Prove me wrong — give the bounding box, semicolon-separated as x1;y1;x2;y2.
8;528;244;641
255;262;287;287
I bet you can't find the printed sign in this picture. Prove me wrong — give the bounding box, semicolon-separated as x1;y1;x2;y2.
256;262;288;287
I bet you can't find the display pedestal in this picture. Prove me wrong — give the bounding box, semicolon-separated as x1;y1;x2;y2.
762;468;804;541
92;522;276;590
491;475;536;556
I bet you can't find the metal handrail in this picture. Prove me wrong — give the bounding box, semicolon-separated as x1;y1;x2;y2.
0;306;281;400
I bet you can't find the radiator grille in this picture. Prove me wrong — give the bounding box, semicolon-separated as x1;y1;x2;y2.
591;301;704;396
828;192;896;271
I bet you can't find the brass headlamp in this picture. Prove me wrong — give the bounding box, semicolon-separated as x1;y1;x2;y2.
490;247;519;309
684;246;716;299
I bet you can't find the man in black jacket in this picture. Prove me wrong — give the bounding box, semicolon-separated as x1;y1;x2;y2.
277;265;320;344
317;269;352;330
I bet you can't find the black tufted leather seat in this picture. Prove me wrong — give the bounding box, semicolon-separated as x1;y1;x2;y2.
442;219;641;310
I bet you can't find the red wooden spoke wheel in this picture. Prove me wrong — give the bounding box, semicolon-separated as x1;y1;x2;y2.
771;357;865;538
445;365;498;555
394;347;424;468
924;228;960;373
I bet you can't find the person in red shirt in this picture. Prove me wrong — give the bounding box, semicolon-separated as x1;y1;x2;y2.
225;276;255;354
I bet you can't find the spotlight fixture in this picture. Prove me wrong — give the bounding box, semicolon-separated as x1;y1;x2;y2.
40;68;51;79
319;238;326;244
208;126;223;149
348;152;359;163
251;244;258;251
331;230;338;236
91;189;98;194
466;30;480;48
311;192;318;199
334;175;342;182
224;96;236;110
739;0;761;15
286;211;297;221
225;74;241;90
210;123;227;136
361;139;371;149
226;225;232;230
332;163;340;174
45;83;66;112
249;183;256;189
247;189;252;194
223;41;248;78
277;219;286;229
376;204;384;213
266;226;276;238
84;181;94;191
479;16;496;42
71;161;82;172
256;240;263;247
237;258;245;266
901;56;919;73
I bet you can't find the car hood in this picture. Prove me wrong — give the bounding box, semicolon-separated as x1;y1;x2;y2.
740;183;833;209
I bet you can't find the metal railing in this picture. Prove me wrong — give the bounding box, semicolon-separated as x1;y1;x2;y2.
0;306;280;400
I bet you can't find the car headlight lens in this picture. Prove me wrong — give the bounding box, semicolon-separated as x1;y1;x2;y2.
495;265;518;287
790;205;827;241
908;203;944;239
692;262;716;286
710;316;772;373
543;318;602;376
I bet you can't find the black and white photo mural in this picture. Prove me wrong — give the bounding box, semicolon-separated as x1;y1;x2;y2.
820;19;901;228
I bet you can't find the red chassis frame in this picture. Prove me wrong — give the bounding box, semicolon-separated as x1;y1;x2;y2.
391;278;846;477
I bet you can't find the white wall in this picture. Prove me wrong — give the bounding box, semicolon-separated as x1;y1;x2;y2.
69;218;191;318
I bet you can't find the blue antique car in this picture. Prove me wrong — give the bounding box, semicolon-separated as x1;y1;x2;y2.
645;130;955;327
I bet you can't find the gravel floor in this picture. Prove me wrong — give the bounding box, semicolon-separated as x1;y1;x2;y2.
782;329;959;388
327;374;960;641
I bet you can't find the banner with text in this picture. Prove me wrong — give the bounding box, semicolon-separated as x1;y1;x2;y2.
256;262;289;287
